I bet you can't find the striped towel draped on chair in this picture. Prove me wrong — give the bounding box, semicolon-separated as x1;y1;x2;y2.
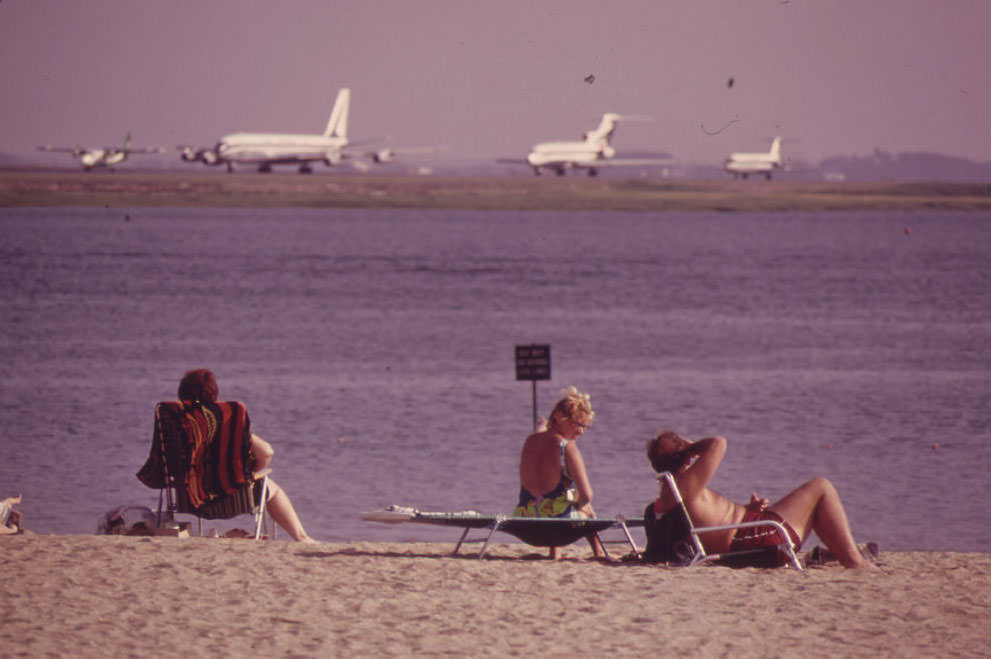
138;401;255;509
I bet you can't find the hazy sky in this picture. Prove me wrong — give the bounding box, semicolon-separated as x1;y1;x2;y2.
2;1;989;166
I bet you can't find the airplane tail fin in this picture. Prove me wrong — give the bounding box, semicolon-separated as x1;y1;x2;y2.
584;113;650;145
324;88;351;139
584;113;622;145
769;136;782;162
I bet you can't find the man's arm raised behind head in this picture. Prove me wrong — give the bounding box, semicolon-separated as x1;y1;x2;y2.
675;436;727;502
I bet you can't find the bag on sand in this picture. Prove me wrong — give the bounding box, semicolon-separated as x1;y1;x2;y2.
97;505;158;535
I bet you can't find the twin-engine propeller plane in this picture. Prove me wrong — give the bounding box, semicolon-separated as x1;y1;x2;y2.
500;113;672;176
179;87;426;174
723;136;783;179
37;132;164;170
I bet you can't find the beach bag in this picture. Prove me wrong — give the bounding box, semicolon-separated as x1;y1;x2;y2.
641;501;694;564
98;505;158;535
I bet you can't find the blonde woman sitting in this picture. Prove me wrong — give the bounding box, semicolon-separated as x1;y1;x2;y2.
514;386;607;560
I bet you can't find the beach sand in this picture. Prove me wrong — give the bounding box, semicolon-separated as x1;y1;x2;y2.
2;534;988;657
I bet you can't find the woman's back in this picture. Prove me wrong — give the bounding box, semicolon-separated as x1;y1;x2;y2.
519;431;567;496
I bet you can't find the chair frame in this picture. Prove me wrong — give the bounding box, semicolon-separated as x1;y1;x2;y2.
157;471;273;540
151;402;273;540
361;507;641;559
655;471;803;570
455;514;641;559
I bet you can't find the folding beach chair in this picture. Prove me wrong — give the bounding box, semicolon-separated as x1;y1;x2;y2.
137;401;272;540
644;472;803;570
361;506;643;559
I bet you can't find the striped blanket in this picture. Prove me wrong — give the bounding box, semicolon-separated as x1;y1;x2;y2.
137;401;254;509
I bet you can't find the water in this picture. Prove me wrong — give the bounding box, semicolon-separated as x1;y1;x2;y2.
1;206;989;552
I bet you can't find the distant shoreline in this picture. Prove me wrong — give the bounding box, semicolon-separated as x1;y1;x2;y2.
2;169;990;212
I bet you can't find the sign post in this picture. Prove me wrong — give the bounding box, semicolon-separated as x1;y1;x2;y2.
515;344;551;431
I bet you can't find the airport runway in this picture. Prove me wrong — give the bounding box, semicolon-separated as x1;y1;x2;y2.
1;169;989;211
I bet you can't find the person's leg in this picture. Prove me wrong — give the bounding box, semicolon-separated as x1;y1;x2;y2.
577;504;608;558
770;477;865;568
264;479;314;543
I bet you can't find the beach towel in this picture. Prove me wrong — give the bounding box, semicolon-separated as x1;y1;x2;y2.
137;401;254;508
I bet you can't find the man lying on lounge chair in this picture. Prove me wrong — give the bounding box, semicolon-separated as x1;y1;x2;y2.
646;431;871;568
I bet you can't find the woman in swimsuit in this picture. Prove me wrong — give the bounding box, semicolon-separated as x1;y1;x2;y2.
514;386;606;559
646;430;869;568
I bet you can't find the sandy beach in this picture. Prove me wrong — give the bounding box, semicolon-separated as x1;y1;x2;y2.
1;534;988;657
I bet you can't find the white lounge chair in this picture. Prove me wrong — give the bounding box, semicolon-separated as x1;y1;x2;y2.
644;472;803;570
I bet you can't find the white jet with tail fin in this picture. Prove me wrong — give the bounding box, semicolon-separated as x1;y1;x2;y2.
500;113;672;176
723;137;783;179
179;88;423;173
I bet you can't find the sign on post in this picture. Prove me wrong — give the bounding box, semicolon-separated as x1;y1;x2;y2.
515;344;551;430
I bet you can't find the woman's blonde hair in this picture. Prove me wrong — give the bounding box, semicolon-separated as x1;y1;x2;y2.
548;386;595;427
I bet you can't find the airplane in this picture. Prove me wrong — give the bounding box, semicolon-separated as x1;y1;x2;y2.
37;132;164;170
499;113;672;177
179;87;424;174
723;136;783;179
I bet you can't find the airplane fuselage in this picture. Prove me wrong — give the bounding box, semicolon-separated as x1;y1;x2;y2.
79;149;127;169
215;133;347;165
724;137;783;179
526;141;614;168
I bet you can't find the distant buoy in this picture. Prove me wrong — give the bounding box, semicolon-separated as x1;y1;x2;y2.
931;442;939;450
336;437;345;445
904;227;911;236
824;443;833;449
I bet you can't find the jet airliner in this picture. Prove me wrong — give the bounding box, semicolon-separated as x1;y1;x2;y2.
37;132;164;170
501;113;672;176
723;136;783;179
179;87;421;174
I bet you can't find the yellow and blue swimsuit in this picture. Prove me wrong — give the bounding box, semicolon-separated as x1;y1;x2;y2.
513;438;580;518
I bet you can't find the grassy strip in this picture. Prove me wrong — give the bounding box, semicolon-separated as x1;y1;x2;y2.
2;170;990;212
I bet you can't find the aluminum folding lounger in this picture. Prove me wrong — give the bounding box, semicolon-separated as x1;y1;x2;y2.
648;472;804;570
361;506;643;559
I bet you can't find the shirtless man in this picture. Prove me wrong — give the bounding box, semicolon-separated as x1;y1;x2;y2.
646;431;868;568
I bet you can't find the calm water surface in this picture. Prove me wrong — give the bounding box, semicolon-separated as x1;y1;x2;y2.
1;206;989;552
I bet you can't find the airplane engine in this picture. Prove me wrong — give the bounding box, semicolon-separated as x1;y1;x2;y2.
324;151;343;166
179;147;200;162
371;148;395;163
201;150;220;165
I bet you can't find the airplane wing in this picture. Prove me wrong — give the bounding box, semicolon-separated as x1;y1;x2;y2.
353;145;446;164
573;157;675;168
37;145;83;153
123;147;166;155
498;156;674;168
